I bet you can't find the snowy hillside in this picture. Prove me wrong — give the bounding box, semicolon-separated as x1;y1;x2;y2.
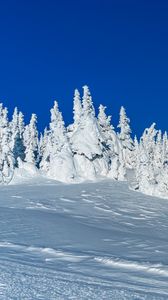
0;179;168;299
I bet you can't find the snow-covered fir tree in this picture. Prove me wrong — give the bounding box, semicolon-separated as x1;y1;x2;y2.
118;106;134;169
82;85;95;117
39;128;50;170
154;131;168;196
10;108;25;166
154;130;163;173
67;89;83;137
70;86;111;179
18;112;25;136
0;104;14;183
73;89;82;127
40;101;76;182
97;104;126;180
38;128;48;166
134;124;158;195
162;131;168;167
10;107;18;140
24;114;38;165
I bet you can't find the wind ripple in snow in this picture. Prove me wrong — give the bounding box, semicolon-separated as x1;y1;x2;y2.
95;257;168;277
0;242;88;263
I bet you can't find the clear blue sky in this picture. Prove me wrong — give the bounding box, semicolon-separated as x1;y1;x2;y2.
0;0;168;136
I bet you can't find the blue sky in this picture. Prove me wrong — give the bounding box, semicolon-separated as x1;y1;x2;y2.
0;0;168;136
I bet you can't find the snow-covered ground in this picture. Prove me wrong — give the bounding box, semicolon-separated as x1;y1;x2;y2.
0;179;168;299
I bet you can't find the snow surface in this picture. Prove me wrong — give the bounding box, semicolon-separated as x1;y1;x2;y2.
0;179;168;299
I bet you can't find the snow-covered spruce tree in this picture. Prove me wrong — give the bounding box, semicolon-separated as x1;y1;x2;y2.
23;114;39;166
38;133;43;165
156;167;168;197
131;135;139;171
82;85;95;116
38;128;49;168
67;89;82;137
141;123;157;173
10;107;18;142
134;123;157;195
73;89;82;128
0;104;14;184
40;101;76;182
154;130;163;175
10;108;25;166
118;106;134;169
162;131;168;167
18;112;25;137
154;131;168;197
97;104;126;180
70;86;110;179
131;124;168;198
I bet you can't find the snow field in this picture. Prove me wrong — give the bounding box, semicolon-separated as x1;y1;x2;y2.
0;179;167;298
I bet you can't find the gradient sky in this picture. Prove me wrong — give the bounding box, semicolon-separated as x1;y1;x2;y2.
0;0;168;136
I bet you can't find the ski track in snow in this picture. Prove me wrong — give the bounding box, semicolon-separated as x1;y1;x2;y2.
0;179;168;299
